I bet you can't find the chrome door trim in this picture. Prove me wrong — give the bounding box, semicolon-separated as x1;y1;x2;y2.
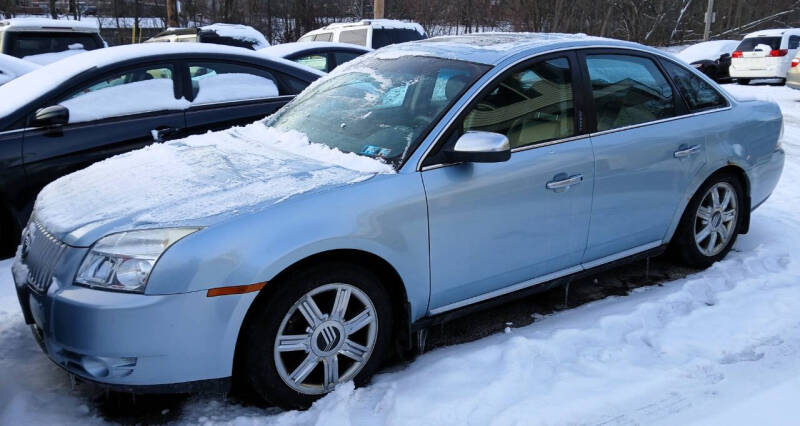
674;144;702;158
580;240;662;270
415;44;733;172
0;127;25;136
428;239;663;315
428;265;583;315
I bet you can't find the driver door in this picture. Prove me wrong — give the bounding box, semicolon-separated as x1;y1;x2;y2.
422;53;595;313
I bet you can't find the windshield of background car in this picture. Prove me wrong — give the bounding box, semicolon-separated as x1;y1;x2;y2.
268;55;489;167
736;37;782;52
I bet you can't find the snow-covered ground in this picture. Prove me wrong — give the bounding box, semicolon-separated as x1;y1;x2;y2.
1;83;800;425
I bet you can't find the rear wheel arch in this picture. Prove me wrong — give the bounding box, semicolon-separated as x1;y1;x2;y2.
231;249;411;391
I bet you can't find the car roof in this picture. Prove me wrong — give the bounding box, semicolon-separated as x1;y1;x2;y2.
0;43;323;120
372;32;654;66
260;41;371;58
744;28;800;38
0;17;100;33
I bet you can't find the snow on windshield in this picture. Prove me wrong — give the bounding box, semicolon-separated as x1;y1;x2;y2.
193;73;278;104
201;23;269;49
61;79;190;122
33;123;393;233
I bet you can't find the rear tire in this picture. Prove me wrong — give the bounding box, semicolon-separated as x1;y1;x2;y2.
736;78;750;85
770;78;786;86
241;262;393;410
671;173;744;269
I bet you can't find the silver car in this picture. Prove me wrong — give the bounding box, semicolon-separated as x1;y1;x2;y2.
12;33;784;409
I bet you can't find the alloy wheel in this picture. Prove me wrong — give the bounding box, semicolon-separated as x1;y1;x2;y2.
273;283;378;395
694;182;738;257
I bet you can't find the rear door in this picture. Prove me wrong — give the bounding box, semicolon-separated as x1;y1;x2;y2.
22;61;185;203
579;50;706;263
182;60;305;133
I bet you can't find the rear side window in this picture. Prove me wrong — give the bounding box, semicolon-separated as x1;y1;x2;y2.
7;32;102;59
789;35;800;50
339;29;368;46
585;54;677;131
188;62;281;104
736;37;782;52
371;29;425;49
662;60;727;112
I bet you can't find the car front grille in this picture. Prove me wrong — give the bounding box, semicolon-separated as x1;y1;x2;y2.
23;221;68;293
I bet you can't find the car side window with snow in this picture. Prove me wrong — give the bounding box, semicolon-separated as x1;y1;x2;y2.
58;65;184;123
586;54;677;131
662;60;727;112
188;62;280;104
463;56;576;149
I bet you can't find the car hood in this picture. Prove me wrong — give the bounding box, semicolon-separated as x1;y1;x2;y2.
32;122;394;246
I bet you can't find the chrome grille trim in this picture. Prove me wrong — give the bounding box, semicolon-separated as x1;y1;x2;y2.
24;221;68;293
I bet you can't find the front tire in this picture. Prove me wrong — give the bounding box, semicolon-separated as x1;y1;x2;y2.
241;262;393;410
671;173;744;269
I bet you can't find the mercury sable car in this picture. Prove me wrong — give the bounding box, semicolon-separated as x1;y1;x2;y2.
12;33;784;410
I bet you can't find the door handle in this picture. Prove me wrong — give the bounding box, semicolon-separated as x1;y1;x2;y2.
674;144;701;158
151;127;179;142
546;173;584;190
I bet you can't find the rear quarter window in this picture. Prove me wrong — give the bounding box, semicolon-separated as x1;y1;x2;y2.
338;29;368;46
662;60;728;112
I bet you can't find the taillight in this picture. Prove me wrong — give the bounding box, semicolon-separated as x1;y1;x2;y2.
792;58;800;68
769;49;789;57
732;50;743;58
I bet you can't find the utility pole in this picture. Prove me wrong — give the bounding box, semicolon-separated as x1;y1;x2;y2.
167;0;179;28
374;0;384;19
703;0;714;41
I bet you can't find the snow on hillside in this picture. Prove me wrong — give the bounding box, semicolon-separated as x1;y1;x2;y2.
1;83;799;425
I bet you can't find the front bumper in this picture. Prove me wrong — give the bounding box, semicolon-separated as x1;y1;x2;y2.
12;252;256;392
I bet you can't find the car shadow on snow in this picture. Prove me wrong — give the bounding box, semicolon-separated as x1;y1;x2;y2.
84;254;697;424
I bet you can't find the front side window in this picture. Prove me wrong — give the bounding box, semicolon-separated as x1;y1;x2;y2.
188;62;280;104
339;29;368;46
463;56;576;149
58;65;178;123
268;56;488;166
662;60;727;112
294;54;329;72
586;54;676;131
313;32;332;42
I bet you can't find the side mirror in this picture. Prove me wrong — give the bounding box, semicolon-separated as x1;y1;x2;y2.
444;131;511;163
33;105;69;127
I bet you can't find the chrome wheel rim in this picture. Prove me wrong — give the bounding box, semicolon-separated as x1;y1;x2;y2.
274;283;378;395
694;182;738;257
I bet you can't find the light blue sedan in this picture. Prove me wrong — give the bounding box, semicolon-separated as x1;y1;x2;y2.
12;33;784;409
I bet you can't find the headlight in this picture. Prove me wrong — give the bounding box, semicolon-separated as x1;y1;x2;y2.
75;228;199;293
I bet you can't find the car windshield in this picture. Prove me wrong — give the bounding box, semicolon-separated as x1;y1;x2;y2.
736;36;781;52
268;55;489;167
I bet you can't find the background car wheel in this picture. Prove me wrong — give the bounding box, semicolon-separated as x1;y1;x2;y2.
671;173;744;269
736;78;750;85
241;262;393;410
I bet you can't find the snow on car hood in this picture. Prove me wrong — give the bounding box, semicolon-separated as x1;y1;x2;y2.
33;122;394;239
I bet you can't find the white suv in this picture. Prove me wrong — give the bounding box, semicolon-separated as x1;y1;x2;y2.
297;19;426;49
0;18;105;65
729;28;800;85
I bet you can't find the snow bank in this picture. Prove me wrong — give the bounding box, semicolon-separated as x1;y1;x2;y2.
201;23;269;49
33;123;393;234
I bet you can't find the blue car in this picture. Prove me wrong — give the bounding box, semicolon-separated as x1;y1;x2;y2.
12;33;784;409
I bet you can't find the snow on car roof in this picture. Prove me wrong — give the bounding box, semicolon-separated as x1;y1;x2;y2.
200;23;269;49
744;28;800;38
0;17;99;32
260;41;371;58
0;42;321;120
374;32;610;65
676;40;740;64
319;19;426;35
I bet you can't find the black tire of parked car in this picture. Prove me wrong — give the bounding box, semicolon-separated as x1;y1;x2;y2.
736;78;750;85
241;262;393;410
670;172;744;269
770;78;786;86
